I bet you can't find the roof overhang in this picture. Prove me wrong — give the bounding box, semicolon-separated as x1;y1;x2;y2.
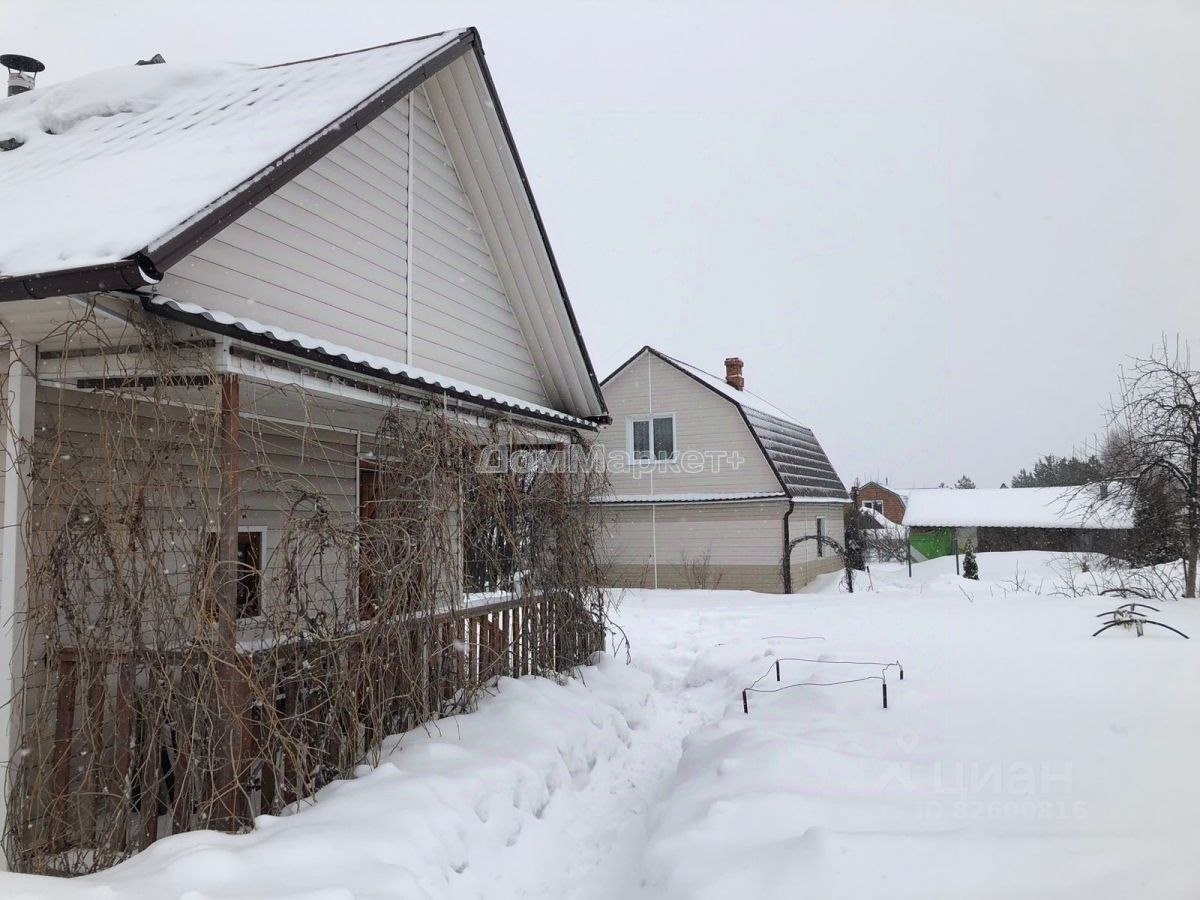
144;295;599;432
0;28;608;423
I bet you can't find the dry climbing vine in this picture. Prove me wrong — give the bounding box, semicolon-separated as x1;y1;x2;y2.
0;305;609;875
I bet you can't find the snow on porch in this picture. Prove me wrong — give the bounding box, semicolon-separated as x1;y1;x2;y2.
2;552;1197;898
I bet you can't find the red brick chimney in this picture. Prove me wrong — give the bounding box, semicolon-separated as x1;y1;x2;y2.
724;357;744;391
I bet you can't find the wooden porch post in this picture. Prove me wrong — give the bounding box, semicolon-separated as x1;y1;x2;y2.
0;342;36;863
215;373;245;829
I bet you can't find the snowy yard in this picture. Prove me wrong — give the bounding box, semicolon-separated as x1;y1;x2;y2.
4;552;1199;899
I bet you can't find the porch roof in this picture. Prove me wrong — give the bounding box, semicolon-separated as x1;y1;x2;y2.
147;295;597;430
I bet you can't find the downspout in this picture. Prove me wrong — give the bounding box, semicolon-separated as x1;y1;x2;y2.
782;501;794;594
647;352;658;589
405;90;416;366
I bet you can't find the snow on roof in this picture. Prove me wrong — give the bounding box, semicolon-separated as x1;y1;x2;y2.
861;481;911;502
0;31;466;278
651;352;848;502
665;355;802;425
902;486;1133;530
859;505;904;531
149;296;594;428
595;491;788;504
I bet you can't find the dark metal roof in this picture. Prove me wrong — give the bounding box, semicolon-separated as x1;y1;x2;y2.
606;346;849;501
740;407;848;500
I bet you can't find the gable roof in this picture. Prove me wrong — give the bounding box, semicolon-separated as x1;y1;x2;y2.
0;31;469;286
604;346;848;501
903;486;1133;530
0;28;607;421
859;481;910;503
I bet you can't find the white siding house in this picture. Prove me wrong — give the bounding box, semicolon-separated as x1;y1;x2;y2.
0;28;607;868
595;347;848;592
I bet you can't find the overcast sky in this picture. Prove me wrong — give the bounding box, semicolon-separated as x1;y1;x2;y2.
6;0;1198;488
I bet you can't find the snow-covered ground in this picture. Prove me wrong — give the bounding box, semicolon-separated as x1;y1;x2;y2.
4;552;1199;898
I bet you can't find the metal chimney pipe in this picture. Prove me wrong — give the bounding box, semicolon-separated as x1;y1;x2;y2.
1;54;46;96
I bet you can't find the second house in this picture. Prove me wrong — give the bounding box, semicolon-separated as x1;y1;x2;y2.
594;347;848;592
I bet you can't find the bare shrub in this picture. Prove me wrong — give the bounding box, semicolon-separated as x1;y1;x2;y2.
1;309;609;874
678;548;724;590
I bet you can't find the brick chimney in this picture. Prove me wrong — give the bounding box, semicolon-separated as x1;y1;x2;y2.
724;357;744;391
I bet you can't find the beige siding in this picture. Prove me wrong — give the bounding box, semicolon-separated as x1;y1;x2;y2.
600;498;847;594
595;352;781;497
787;503;847;591
160;85;548;406
600;499;787;593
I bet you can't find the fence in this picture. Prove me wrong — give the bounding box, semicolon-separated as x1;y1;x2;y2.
19;592;602;874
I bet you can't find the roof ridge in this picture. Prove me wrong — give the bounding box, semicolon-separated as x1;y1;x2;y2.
258;28;470;70
656;349;803;423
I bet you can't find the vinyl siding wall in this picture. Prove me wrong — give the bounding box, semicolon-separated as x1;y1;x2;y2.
600;500;785;592
159;85;548;406
596;353;781;497
600;498;846;594
787;503;846;590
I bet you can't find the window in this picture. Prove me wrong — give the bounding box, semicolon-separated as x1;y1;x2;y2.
203;530;263;619
630;415;675;461
864;500;883;513
816;518;825;557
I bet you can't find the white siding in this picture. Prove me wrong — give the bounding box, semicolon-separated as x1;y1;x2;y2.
407;87;546;399
160;84;548;406
595;352;782;497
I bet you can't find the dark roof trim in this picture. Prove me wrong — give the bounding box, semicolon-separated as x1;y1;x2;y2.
601;344;655;387
601;345;848;501
144;296;598;433
604;346;790;495
0;28;608;421
469;38;607;420
0;30;473;302
0;255;158;302
147;30;477;271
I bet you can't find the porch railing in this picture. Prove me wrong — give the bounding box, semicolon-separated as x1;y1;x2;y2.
18;592;603;874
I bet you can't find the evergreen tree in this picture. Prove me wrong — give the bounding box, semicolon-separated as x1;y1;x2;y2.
842;504;866;571
1011;453;1105;488
1128;473;1184;566
962;542;979;580
955;475;976;489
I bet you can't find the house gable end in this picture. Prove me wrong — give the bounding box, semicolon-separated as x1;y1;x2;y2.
596;348;782;498
159;77;549;405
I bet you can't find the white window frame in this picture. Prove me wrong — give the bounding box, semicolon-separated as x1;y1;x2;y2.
626;413;677;462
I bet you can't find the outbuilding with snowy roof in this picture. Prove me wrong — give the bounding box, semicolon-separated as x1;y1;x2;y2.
902;486;1133;560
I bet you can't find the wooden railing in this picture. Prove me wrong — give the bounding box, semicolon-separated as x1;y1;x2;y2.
20;593;603;874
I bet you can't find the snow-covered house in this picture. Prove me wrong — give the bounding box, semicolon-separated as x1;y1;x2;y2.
594;347;848;592
0;29;608;872
902;486;1134;559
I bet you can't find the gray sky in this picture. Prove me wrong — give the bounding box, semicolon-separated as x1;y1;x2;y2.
6;0;1198;488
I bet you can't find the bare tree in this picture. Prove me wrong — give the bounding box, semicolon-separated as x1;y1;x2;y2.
1106;339;1200;597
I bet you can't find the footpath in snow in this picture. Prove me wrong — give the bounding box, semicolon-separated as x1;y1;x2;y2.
3;552;1200;899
